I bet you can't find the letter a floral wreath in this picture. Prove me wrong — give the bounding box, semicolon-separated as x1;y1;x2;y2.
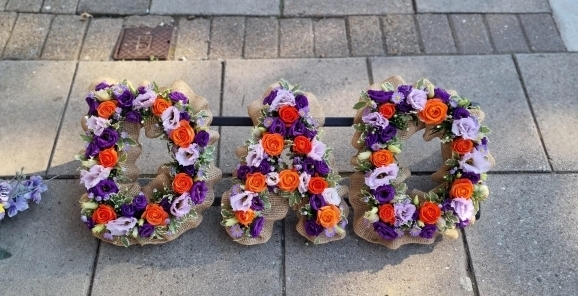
221;81;348;245
77;79;221;247
350;76;494;249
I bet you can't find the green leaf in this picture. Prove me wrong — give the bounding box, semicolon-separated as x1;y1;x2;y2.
80;134;93;142
121;237;130;248
479;126;491;134
445;159;459;166
382;82;394;91
289;194;300;207
353;101;367;110
124;138;137;146
118;153;127;163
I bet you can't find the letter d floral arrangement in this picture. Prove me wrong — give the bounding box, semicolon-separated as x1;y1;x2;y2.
0;169;48;222
349;76;494;249
77;78;221;247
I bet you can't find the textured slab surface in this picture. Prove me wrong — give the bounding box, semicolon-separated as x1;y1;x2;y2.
449;14;493;54
313;18;349;58
347;16;384;56
382;14;420;55
150;0;279;15
416;14;456;54
466;174;578;295
280;18;314;58
2;13;52;59
77;0;149;15
0;12;16;56
371;55;550;172
551;0;578;51
42;15;88;60
416;0;550;13
174;18;210;60
209;17;245;59
80;18;123;61
5;0;42;12
284;0;412;16
519;14;566;52
486;14;529;53
41;0;79;13
244;17;279;59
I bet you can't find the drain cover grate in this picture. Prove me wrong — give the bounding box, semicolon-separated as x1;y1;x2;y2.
113;26;175;60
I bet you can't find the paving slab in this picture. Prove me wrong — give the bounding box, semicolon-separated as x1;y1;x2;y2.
244;17;279;59
5;0;42;12
551;0;578;51
79;18;123;61
449;14;493;54
0;0;6;11
347;16;384;56
284;0;412;16
0;180;98;295
41;15;88;60
150;0;279;16
209;17;245;59
416;0;550;13
41;0;79;14
371;55;550;172
516;53;578;171
280;18;314;58
123;15;175;28
0;12;16;56
313;18;349;58
221;58;368;173
48;61;222;177
416;14;456;54
466;174;578;295
174;17;210;60
2;13;52;60
77;0;149;15
91;206;283;295
0;61;75;176
519;14;566;52
486;14;529;53
381;14;420;55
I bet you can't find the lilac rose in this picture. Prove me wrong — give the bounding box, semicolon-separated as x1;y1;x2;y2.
406;89;427;111
451;117;479;140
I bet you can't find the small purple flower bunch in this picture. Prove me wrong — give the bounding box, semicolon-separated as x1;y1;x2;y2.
0;169;48;221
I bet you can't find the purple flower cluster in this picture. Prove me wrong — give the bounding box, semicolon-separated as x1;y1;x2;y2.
0;174;47;221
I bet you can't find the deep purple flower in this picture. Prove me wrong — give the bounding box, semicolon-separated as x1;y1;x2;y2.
457;219;470;228
315;160;330;176
263;89;277;105
180;111;191;122
461;172;481;184
378;125;397;142
453;107;470;120
268;117;287;136
137;86;148;94
190;181;208;204
373;221;399;240
124;110;142;123
95;82;110;91
419;224;437;239
434;87;451;103
257;160;271;175
301;157;316;175
364;131;379;149
181;165;196;176
86;96;99;116
250;216;265;237
441;199;453;212
304;219;324;237
85;142;100;158
396;101;413;113
160;198;171;213
89;179;119;198
309;194;327;211
295;94;309;109
138;223;155;238
371;185;395;204
193;130;210;147
84;216;95;229
132;194;148;211
169;91;189;104
116;89;135;108
397;85;412;97
367;90;393;104
289;120;307;137
95;127;118;149
120;204;136;217
236;165;252;181
251;197;264;211
304;127;317;140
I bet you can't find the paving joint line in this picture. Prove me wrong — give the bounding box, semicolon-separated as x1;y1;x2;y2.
412;14;426;54
365;57;374;84
216;60;226;167
344;17;354;58
87;240;101;296
1;12;20;59
481;14;496;54
241;17;247;58
38;13;56;59
446;14;461;54
516;14;534;53
377;15;388;55
460;228;481;296
76;17;91;60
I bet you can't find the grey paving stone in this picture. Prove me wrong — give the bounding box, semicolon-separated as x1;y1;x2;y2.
280;18;314;58
2;13;52;59
48;61;222;177
5;0;42;12
382;14;420;55
416;14;456;54
221;58;368;173
42;15;88;60
77;0;149;15
91;207;283;295
371;55;550;172
244;17;278;59
0;180;98;295
0;61;75;176
174;17;210;60
284;0;412;16
79;18;123;61
520;14;566;52
0;0;6;11
449;14;493;54
416;0;551;13
313;18;349;58
347;16;384;56
123;15;175;28
486;14;529;53
466;174;578;295
0;12;17;56
41;0;79;14
551;0;578;51
516;53;578;171
150;0;279;16
209;17;245;59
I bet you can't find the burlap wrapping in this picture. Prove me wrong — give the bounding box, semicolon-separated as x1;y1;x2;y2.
80;78;222;246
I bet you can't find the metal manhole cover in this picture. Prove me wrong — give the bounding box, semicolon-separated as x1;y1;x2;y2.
113;26;175;60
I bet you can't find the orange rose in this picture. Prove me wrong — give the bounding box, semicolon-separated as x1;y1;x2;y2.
172;173;193;194
308;176;328;194
378;103;396;119
170;120;195;148
93;204;117;224
418;98;448;125
316;205;341;228
98;147;118;168
293;136;312;154
419;202;441;224
245;172;267;193
235;209;255;226
97;100;117;119
452;138;474;154
371;149;394;167
450;178;474;199
261;133;284;156
152;96;172;116
378;204;395;224
278;105;300;126
142;204;169;226
278;169;299;192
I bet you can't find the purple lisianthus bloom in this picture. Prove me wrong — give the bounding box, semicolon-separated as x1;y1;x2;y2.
106;217;138;236
364;131;379;149
85;142;100;158
159;198;171;213
251;196;264;211
116;89;135;108
452;117;479;140
236;165;252;181
263;89;278;105
95;82;110;91
268;117;287;136
88;179;119;198
304;127;317;140
169;91;189;104
409;225;421;236
315;160;330;176
365;164;399;190
190;181;208;204
24;176;47;203
451;197;474;221
373;221;399;240
371;184;395;204
83;216;95;229
289;120;307;137
250;216;265;237
362;111;389;128
367;90;393;104
461;172;481;184
257;160;271;175
459;149;491;174
434;87;451;103
396;101;413;113
394;200;416;227
124;110;142;123
171;192;192;217
295;94;309;109
137;85;148;94
457;219;470;228
397;85;412;97
304;220;324;237
95;127;119;149
453;107;470;120
406;89;427;111
6;197;28;217
120;204;136;217
179;111;191;122
86;95;99;116
441;199;453;212
309;194;327;211
138;223;155;238
181;165;196;176
301;157;316;175
193;130;210;147
419;224;437;239
378;125;397;142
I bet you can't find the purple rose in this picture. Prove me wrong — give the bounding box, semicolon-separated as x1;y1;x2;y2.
236;165;252;181
120;204;136;217
364;131;379;149
304;219;324;237
257;160;271;175
371;185;395;204
367;90;393;104
193;130;210;147
116;90;135;108
301;157;316;175
190;181;208;204
304;127;317;140
138;223;155;238
251;197;264;211
180;111;191;122
250;216;265;237
396;101;413;113
397;85;412;97
434;87;451;103
461;172;480;184
268;117;286;136
181;165;196;176
451;117;479;140
86;96;99;116
159;198;171;213
95;82;110;91
453;107;470;120
132;194;148;211
315;160;330;176
85;142;100;158
263;89;277;105
169;91;189;104
309;194;327;211
89;179;119;198
373;221;399;240
378;125;397;142
124;110;142;123
295;94;309;109
419;224;437;239
289;120;307;137
95;127;118;149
